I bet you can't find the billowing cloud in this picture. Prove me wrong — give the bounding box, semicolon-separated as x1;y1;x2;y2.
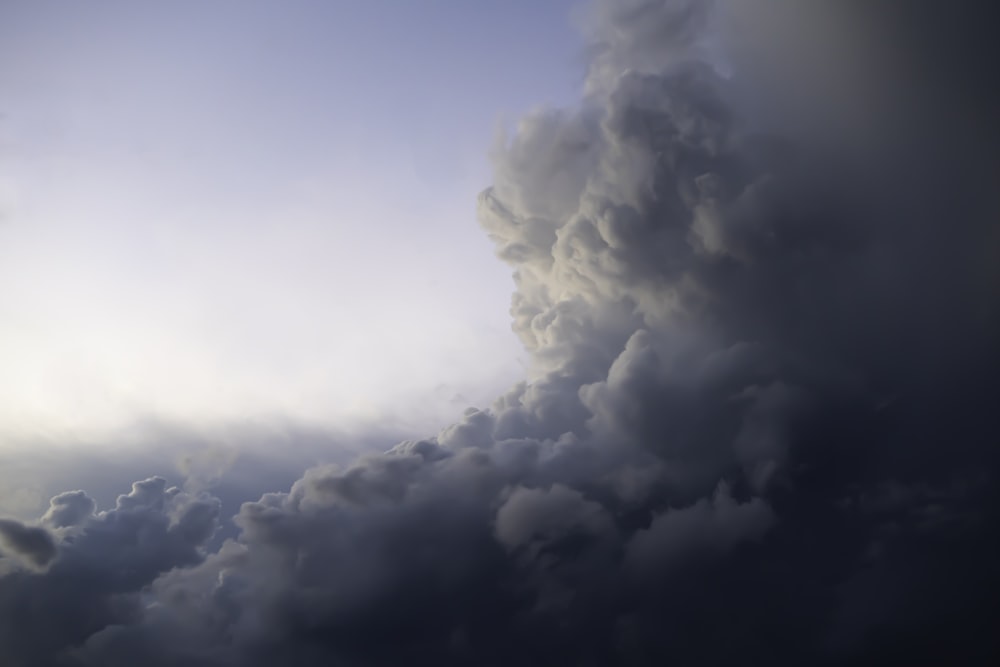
0;480;220;665
2;1;998;665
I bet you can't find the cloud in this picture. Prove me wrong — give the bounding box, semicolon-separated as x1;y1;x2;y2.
2;1;999;665
41;491;96;529
495;483;615;550
625;481;773;577
0;518;56;570
0;478;221;666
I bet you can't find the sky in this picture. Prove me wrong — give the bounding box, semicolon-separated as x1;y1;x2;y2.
1;1;999;666
0;0;582;440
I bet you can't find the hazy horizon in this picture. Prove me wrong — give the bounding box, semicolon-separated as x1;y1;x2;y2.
1;0;585;444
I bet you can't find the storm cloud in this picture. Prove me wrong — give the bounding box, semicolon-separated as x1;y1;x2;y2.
2;1;998;665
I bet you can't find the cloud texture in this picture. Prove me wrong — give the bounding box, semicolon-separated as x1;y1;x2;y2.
2;1;998;664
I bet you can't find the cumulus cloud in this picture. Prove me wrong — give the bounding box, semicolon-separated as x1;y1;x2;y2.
41;491;96;529
0;479;220;665
0;518;56;570
2;0;998;665
625;481;773;577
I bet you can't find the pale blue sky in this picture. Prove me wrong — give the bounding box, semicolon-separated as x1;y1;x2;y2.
0;0;585;440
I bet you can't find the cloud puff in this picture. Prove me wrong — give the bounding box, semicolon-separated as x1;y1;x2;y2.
0;479;220;666
625;481;773;577
0;518;56;570
42;491;97;529
2;1;999;665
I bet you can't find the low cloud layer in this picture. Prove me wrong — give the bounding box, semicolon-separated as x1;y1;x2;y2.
2;1;998;665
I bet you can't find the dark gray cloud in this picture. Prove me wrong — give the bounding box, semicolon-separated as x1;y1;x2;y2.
0;479;221;666
0;518;56;570
2;1;999;665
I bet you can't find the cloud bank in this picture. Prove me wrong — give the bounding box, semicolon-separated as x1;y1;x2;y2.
1;1;998;665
